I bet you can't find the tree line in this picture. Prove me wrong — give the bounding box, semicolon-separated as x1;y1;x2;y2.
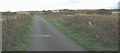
41;9;117;15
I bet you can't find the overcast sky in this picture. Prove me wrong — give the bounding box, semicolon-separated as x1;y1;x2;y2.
0;0;119;11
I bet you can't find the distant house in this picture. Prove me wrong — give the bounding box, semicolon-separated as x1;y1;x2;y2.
51;10;59;13
112;11;118;14
17;11;30;14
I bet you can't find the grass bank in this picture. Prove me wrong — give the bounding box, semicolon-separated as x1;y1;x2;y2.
2;13;34;51
41;14;118;51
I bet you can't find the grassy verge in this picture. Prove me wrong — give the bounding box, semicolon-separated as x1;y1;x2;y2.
2;13;34;51
41;15;118;51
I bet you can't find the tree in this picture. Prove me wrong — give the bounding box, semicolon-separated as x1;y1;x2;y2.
95;9;112;15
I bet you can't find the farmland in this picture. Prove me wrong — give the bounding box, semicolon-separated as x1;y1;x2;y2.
40;9;118;51
1;9;118;51
2;12;33;51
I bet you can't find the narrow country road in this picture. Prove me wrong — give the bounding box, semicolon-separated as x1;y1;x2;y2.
28;16;85;51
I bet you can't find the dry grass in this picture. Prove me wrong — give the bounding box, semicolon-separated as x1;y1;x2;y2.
41;13;118;51
2;13;33;51
64;14;118;45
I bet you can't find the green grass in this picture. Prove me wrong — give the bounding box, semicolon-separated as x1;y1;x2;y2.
41;15;118;51
2;13;33;51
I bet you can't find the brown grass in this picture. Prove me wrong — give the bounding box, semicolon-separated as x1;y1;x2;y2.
43;13;118;49
2;13;33;51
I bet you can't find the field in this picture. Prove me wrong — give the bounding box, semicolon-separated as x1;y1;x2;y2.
2;12;33;51
41;10;118;51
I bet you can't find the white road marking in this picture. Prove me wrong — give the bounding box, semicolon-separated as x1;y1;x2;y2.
32;34;52;37
43;35;50;37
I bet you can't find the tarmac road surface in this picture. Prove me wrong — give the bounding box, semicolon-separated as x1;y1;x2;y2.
28;16;85;51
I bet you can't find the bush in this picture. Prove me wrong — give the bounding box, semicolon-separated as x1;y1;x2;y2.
2;13;33;51
41;13;118;50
